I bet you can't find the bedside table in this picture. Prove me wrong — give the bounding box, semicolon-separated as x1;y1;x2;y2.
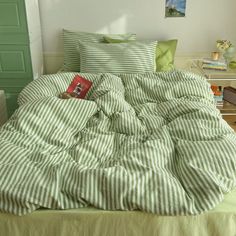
0;90;8;126
190;60;236;131
223;116;236;132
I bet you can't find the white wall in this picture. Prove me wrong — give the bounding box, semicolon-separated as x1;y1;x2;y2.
38;0;236;72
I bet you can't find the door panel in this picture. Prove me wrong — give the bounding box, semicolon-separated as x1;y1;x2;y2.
0;0;28;33
0;45;32;79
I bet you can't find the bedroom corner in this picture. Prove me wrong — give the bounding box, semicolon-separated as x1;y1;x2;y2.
0;0;236;235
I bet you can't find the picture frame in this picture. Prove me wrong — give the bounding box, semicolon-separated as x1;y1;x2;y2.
165;0;186;18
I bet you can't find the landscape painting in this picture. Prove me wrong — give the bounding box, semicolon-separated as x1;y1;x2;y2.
165;0;186;17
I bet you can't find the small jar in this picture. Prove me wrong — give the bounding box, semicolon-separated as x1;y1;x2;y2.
211;51;220;60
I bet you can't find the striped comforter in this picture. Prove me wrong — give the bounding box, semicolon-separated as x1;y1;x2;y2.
0;70;236;215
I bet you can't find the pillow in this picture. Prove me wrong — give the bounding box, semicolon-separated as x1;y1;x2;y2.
104;36;178;72
78;40;157;74
62;29;136;72
103;35;135;44
156;40;178;72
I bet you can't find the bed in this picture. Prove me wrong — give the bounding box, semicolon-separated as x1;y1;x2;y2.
1;188;236;236
0;30;236;235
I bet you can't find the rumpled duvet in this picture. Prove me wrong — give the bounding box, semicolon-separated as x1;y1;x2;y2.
0;70;236;215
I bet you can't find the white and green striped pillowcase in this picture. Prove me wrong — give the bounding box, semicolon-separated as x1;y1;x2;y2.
62;29;136;72
78;40;157;74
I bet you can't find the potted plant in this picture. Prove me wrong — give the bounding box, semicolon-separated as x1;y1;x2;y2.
216;40;235;64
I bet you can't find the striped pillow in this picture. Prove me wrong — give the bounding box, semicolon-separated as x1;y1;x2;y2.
78;41;157;74
104;36;178;72
63;29;136;72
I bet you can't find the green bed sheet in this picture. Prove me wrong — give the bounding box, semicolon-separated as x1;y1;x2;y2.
0;188;236;236
0;70;236;217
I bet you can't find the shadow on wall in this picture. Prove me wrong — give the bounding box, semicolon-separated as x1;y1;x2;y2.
38;0;236;54
38;0;178;53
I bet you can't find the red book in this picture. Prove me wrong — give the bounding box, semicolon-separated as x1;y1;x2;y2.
66;75;92;99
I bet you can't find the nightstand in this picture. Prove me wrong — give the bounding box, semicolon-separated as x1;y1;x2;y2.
223;116;236;132
190;60;236;131
0;90;8;126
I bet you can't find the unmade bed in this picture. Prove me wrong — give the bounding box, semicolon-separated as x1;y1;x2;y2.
1;6;236;232
0;71;236;236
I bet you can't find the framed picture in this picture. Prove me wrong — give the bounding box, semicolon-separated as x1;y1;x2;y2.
165;0;186;18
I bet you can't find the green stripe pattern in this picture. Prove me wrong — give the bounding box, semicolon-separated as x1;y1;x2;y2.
0;70;236;216
79;41;157;74
63;29;136;72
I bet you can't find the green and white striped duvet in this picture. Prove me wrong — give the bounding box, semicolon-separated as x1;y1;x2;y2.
0;70;236;216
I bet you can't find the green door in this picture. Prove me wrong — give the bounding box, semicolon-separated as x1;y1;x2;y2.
0;0;33;117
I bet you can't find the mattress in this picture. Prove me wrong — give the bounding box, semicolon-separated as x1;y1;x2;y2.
1;188;236;236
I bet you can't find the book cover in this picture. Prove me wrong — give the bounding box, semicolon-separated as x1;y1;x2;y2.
202;58;227;66
223;86;236;105
211;85;224;105
211;85;223;96
66;75;93;99
214;95;223;102
202;65;227;71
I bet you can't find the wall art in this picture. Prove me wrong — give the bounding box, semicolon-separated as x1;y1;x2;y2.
165;0;186;17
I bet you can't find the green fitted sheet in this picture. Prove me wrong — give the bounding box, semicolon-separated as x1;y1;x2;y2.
1;188;236;236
